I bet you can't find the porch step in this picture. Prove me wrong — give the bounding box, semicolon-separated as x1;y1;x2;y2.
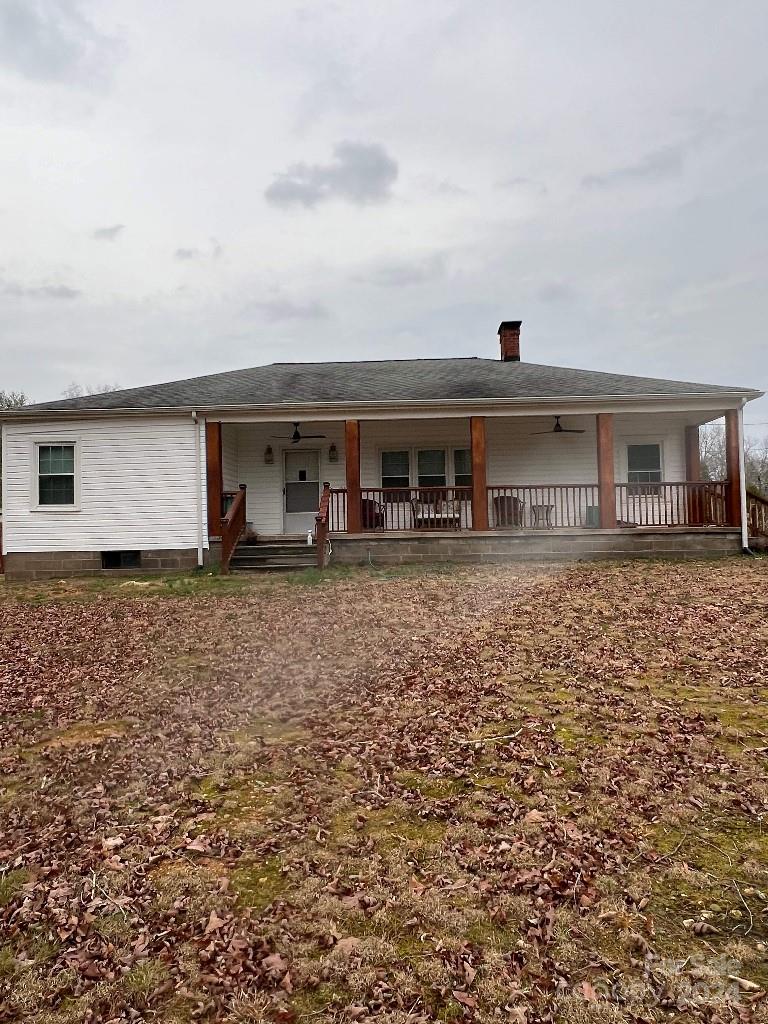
229;539;317;573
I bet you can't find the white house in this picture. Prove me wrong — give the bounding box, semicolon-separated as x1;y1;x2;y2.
0;322;764;578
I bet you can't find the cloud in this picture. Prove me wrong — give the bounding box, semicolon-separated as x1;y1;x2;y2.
174;240;223;262
1;277;80;299
0;0;119;85
241;299;329;322
356;253;447;288
495;176;548;196
537;282;573;304
92;224;124;241
265;141;398;208
582;145;684;189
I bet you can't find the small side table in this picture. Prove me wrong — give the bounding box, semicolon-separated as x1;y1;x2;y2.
531;503;554;529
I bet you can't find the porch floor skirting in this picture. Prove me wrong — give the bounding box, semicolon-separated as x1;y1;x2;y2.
327;528;741;566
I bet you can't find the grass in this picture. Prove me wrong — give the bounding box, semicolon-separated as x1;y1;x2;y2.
2;558;767;1023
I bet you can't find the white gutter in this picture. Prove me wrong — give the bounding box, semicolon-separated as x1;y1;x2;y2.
738;403;750;552
192;411;204;567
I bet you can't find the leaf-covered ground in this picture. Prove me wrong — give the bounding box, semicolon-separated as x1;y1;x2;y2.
1;559;768;1024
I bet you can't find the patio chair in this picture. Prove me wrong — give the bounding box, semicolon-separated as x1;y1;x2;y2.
492;494;524;528
360;496;386;530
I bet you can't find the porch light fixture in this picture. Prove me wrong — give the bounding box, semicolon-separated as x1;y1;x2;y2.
264;445;274;465
328;443;338;463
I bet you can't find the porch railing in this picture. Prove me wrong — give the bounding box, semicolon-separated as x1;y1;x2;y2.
325;481;732;533
615;481;727;527
747;489;768;537
361;486;472;531
487;484;599;529
220;484;247;573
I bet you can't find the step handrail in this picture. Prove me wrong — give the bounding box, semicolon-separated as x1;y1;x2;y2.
315;482;331;568
220;484;247;574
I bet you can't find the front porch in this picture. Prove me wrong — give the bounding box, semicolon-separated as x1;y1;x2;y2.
204;408;747;571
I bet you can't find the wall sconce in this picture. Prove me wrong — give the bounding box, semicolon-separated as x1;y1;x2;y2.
264;445;274;465
328;443;338;463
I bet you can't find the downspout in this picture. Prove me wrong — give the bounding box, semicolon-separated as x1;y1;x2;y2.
192;411;204;567
737;403;753;555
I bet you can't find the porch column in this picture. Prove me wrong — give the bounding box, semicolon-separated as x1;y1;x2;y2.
205;421;223;538
596;413;616;528
724;409;742;527
684;425;701;481
345;419;362;533
470;416;489;530
685;424;703;525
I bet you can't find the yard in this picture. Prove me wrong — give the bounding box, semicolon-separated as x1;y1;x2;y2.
1;559;768;1024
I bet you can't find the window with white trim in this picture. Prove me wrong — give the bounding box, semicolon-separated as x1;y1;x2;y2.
37;443;76;506
627;444;662;484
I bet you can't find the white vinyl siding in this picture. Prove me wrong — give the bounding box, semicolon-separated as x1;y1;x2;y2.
216;413;689;536
231;421;347;536
221;424;239;491
2;416;201;552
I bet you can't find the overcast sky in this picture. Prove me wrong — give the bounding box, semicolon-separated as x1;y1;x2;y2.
1;0;767;426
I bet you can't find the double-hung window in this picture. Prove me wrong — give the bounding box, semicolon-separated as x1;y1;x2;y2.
453;449;472;488
417;449;446;488
37;443;76;506
627;443;662;494
381;450;410;489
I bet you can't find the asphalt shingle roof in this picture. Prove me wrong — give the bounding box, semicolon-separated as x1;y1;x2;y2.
19;358;760;413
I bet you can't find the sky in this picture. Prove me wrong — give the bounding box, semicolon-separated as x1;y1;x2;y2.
1;0;767;429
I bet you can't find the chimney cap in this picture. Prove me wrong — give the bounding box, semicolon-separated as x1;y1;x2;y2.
498;320;522;332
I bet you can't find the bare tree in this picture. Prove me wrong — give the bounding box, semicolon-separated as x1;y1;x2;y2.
700;423;726;482
62;382;120;399
700;421;768;496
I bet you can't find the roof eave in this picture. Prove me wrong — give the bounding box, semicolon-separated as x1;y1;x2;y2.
0;388;761;422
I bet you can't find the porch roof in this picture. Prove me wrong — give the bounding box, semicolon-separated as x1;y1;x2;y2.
12;357;761;415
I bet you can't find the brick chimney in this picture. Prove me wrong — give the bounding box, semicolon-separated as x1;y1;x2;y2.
498;320;522;362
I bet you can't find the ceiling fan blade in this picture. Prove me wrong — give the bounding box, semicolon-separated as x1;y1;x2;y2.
530;429;555;434
300;433;327;439
560;428;586;433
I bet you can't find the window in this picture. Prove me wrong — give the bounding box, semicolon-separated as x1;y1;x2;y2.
627;444;662;484
381;450;410;489
417;449;447;488
101;551;141;570
454;449;472;488
37;444;76;506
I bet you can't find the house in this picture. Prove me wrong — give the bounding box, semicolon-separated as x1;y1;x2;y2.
0;321;765;579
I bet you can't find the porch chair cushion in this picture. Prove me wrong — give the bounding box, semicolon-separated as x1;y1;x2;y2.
410;498;461;528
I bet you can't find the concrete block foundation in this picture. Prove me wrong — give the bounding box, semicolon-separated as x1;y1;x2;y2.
328;528;741;567
3;548;201;580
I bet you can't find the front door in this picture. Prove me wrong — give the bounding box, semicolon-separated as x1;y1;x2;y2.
283;450;320;535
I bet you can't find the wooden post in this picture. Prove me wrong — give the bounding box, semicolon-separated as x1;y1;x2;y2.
685;424;702;525
725;409;742;528
345;420;362;533
205;421;223;538
470;416;489;530
596;413;616;528
685;425;701;481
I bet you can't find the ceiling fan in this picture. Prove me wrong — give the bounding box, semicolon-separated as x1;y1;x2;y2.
271;422;327;444
531;415;585;435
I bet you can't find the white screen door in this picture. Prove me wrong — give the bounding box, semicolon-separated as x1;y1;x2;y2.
283;450;320;534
